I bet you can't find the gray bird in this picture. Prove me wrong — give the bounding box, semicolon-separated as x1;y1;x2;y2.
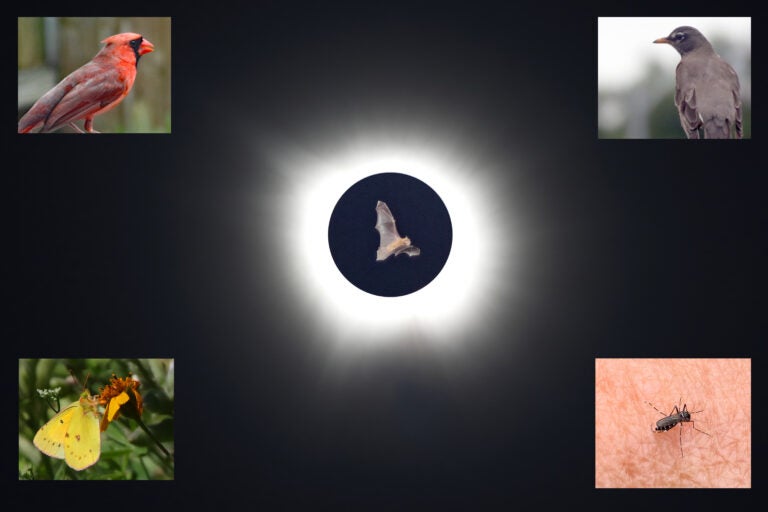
654;26;742;139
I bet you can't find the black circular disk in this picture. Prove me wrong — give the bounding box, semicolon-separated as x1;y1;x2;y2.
328;172;452;297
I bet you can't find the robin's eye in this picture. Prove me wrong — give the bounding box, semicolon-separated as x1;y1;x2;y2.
673;32;686;41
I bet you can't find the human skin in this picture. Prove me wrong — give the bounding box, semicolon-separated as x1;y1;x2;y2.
595;358;750;488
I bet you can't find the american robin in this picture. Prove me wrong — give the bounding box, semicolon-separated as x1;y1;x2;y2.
654;26;742;139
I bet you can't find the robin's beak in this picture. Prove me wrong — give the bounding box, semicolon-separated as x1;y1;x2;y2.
654;37;670;44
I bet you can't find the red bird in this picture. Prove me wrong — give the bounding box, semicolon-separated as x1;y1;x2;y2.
18;32;154;134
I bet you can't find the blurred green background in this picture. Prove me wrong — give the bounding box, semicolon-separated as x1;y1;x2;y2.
19;358;174;480
18;17;171;133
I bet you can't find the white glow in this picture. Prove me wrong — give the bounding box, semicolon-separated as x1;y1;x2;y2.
258;133;519;354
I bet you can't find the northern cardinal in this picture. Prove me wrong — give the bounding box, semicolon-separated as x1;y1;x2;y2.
18;32;154;134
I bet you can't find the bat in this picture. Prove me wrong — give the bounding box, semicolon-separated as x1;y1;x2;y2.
375;201;421;261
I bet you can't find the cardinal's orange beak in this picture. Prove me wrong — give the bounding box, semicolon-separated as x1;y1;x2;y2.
139;38;154;55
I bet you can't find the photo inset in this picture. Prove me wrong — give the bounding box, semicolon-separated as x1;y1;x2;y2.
19;358;174;480
595;358;750;488
597;17;750;139
17;17;171;134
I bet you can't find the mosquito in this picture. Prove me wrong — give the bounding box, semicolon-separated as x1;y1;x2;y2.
647;398;711;457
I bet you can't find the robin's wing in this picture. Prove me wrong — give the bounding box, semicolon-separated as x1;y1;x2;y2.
699;58;742;139
725;61;743;138
674;63;702;138
733;89;742;138
676;57;742;139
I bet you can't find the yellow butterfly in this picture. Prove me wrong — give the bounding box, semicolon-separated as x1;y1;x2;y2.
33;390;101;471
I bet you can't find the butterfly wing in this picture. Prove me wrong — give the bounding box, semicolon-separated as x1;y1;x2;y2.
63;393;101;470
33;402;79;460
34;392;101;470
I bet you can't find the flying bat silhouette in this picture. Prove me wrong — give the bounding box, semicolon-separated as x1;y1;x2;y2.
375;201;420;261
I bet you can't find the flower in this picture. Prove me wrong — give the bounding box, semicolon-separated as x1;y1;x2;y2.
98;373;143;432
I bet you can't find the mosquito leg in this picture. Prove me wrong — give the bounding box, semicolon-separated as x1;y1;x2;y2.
647;402;667;417
679;424;684;457
691;420;711;437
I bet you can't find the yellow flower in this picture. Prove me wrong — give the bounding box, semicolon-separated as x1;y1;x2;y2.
98;373;143;432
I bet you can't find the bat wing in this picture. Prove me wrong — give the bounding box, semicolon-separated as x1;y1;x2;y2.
375;201;402;247
375;201;420;261
395;245;421;259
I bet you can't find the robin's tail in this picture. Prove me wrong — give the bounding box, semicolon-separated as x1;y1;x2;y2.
703;117;734;139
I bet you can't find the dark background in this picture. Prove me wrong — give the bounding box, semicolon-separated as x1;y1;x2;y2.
8;2;763;507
